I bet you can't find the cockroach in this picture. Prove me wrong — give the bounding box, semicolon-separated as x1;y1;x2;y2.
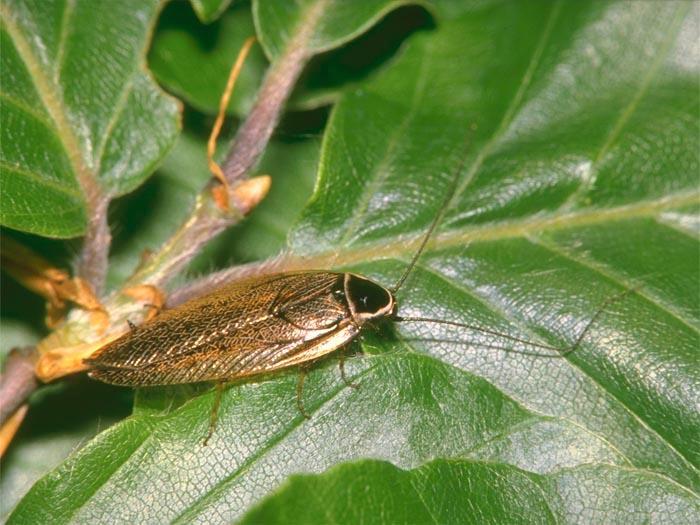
83;35;625;444
83;153;627;444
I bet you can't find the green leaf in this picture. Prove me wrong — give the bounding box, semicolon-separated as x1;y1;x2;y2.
292;0;700;491
8;0;700;523
149;1;431;116
253;0;427;59
189;0;233;24
241;459;700;525
6;353;632;523
149;1;268;117
0;0;180;237
0;379;131;522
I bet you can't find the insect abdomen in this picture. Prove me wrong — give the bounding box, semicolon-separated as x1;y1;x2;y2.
86;272;359;386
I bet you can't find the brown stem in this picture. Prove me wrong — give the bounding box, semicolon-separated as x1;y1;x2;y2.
125;3;325;290
220;43;311;185
0;347;39;426
77;194;111;296
221;1;326;185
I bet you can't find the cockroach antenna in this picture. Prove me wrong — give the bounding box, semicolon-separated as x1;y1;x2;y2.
389;134;637;359
391;142;470;295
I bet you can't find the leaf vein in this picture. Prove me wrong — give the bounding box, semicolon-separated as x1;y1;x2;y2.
94;73;137;182
453;0;564;203
560;2;691;209
408;473;441;525
401;259;698;483
54;0;75;84
528;234;700;333
0;90;53;128
336;37;431;248
171;362;381;523
1;3;95;200
0;160;81;197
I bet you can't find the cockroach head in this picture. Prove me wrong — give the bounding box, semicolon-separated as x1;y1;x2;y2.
344;273;395;323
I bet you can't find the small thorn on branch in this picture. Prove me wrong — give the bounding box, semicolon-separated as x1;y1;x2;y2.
230;175;272;214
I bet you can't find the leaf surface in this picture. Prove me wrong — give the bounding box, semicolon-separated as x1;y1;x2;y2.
8;1;700;523
189;0;232;24
0;0;180;237
241;459;700;525
254;0;425;59
150;0;430;116
149;1;267;117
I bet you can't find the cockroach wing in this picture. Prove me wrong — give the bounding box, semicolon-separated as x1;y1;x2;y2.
86;272;358;386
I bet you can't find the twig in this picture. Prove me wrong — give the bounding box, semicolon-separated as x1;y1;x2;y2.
0;2;326;449
125;2;325;290
220;39;312;185
0;347;39;426
76;194;111;296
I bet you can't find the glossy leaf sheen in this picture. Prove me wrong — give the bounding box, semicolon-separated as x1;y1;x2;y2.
0;0;180;237
0;134;319;512
9;1;700;523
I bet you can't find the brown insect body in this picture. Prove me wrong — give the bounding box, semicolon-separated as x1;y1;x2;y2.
85;271;394;386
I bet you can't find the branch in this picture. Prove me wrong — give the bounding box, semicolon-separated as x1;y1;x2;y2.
0;347;39;426
0;2;328;446
220;41;311;185
167;253;293;307
125;3;325;290
76;193;111;296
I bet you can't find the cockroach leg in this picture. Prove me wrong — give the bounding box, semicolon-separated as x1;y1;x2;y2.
203;382;226;446
296;367;311;420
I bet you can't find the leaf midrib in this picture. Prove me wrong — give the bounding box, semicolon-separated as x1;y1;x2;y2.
453;0;563;204
335;33;431;248
300;190;700;270
197;189;698;313
560;1;691;211
0;161;81;197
